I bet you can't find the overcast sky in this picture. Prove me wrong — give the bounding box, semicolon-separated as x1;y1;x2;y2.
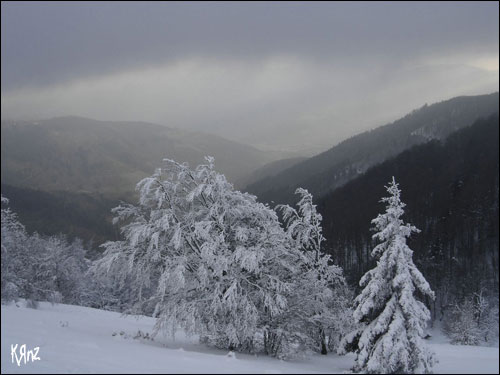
1;1;498;154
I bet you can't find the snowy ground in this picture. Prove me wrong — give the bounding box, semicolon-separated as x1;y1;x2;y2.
1;301;498;374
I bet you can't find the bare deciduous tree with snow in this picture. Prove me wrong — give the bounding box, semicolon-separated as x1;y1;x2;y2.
94;157;348;358
444;290;499;346
1;195;28;301
277;188;347;355
1;195;96;307
339;177;435;374
94;157;295;354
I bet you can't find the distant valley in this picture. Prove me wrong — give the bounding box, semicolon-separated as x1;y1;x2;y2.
1;93;498;251
0;116;289;249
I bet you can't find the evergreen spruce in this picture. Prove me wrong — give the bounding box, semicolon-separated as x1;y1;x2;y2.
339;177;435;374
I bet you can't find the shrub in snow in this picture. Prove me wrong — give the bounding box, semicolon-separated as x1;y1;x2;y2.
94;157;347;359
472;291;499;345
444;291;499;346
1;195;28;302
339;177;435;374
1;195;97;307
325;283;356;353
482;302;499;344
444;296;481;345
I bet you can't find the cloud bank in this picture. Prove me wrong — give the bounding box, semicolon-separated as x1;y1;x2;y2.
2;2;498;153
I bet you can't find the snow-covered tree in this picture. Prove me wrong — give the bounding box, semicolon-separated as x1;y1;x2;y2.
444;291;499;345
277;188;347;355
325;283;357;353
444;296;481;345
39;235;93;305
339;177;435;374
93;157;350;358
94;157;309;356
1;195;28;301
2;195;95;306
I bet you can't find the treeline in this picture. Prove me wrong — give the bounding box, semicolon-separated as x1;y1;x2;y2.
0;184;120;256
319;114;499;336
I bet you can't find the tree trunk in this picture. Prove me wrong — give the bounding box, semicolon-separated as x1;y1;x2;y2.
320;329;328;355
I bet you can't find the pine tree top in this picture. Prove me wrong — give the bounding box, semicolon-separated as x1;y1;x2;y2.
370;176;420;259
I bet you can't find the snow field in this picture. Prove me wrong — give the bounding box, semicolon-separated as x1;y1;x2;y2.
1;301;498;374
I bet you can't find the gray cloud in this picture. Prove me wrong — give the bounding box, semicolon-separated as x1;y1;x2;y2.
1;1;498;153
2;1;498;89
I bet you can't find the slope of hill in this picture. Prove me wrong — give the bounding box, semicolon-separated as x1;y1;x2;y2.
235;156;307;189
245;92;499;205
0;116;287;250
318;114;499;311
1;116;278;196
2;301;498;374
0;184;119;256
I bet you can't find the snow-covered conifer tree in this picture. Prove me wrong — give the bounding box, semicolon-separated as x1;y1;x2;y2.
339;177;435;374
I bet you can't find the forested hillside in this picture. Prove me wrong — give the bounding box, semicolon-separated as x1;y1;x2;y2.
246;93;499;205
0;116;284;248
235;156;307;188
0;184;118;256
319;114;499;320
1;116;279;195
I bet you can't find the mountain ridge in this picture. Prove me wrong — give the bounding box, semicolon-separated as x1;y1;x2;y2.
245;92;499;205
1;116;285;196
